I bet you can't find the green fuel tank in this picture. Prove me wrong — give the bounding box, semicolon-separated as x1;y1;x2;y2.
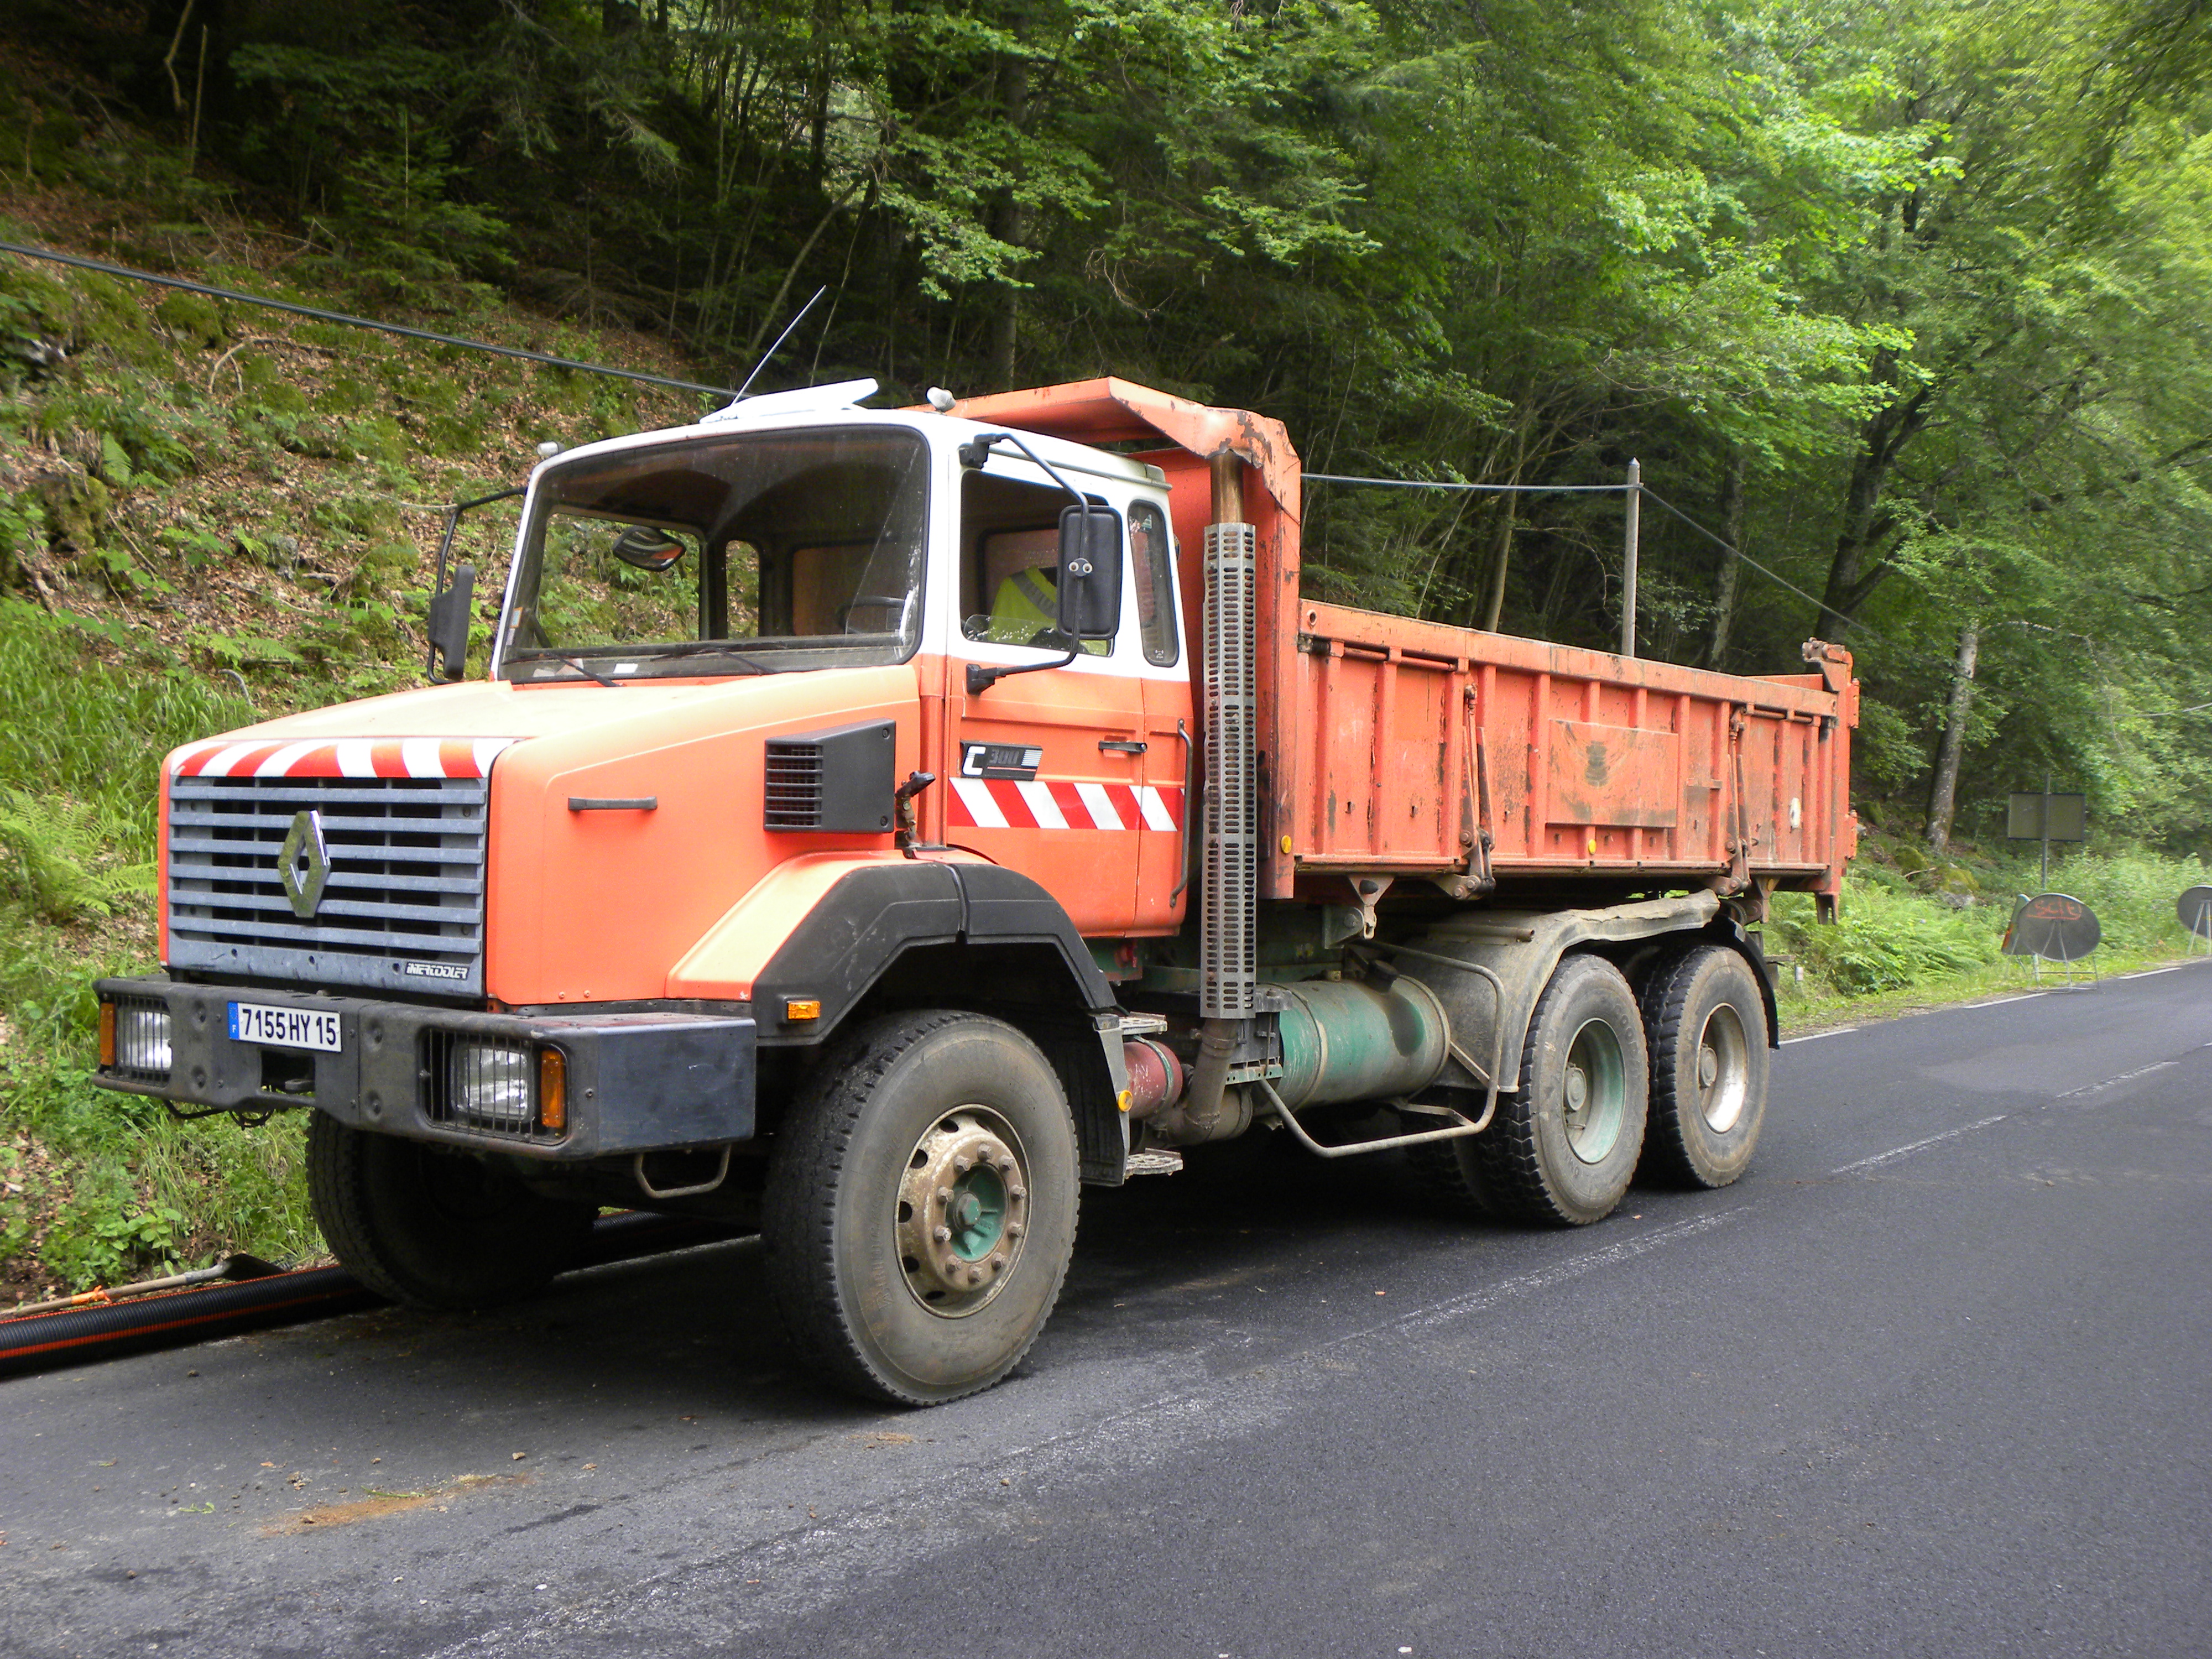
1272;977;1451;1110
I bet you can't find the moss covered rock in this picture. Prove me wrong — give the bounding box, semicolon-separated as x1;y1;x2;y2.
154;289;227;349
31;466;111;555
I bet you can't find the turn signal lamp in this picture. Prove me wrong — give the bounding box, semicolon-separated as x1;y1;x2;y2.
784;997;822;1023
538;1047;568;1135
98;1000;116;1068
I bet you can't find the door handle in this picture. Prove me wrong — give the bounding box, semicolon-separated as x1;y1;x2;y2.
1098;738;1148;754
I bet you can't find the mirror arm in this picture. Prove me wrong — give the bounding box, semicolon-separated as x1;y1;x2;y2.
967;643;1078;697
424;485;524;681
957;431;1086;513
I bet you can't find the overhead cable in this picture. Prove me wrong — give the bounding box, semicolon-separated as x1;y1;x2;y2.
1303;472;1628;493
1302;463;1931;658
0;239;744;400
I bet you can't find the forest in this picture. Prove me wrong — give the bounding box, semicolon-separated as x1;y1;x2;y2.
6;0;2210;842
1;0;2209;1292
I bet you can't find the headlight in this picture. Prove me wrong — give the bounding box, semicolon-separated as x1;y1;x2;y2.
448;1042;532;1129
114;1002;173;1076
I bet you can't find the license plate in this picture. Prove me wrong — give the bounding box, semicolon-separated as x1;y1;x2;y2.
228;1002;345;1053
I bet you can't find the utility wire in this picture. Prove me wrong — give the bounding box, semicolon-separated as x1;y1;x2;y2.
1636;487;1845;631
0;240;745;400
1303;472;1628;493
1303;463;1934;661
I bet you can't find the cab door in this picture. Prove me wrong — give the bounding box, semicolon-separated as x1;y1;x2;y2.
947;666;1147;935
944;469;1148;935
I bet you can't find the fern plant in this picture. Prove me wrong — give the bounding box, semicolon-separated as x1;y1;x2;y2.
0;787;155;923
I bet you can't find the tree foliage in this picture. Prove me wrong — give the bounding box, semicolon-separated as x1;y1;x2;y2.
9;0;2211;852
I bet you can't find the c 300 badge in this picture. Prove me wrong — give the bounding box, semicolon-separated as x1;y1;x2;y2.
959;742;1043;781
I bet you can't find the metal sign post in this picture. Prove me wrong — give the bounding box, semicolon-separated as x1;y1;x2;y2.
2005;776;2086;888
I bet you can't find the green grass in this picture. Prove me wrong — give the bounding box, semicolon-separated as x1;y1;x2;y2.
1770;836;2211;1029
0;599;320;1297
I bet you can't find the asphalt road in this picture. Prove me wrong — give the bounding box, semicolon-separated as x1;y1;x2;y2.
6;962;2211;1658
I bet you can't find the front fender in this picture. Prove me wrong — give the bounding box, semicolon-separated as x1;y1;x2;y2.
667;853;1119;1041
667;852;1129;1183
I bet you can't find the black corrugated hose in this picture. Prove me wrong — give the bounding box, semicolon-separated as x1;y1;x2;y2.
0;1213;738;1379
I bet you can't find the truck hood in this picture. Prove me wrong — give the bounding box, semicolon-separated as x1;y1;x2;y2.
165;671;899;777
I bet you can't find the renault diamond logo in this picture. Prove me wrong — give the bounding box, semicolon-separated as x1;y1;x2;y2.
279;809;331;919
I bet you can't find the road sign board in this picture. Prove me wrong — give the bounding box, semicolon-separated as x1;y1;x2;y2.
2002;893;2100;961
2006;793;2086;841
2179;886;2212;940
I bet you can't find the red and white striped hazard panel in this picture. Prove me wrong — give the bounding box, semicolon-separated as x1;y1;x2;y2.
947;777;1184;833
170;737;520;780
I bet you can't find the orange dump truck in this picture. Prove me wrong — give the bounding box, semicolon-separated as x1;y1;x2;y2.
94;376;1856;1403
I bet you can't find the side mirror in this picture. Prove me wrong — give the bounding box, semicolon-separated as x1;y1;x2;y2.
425;562;476;682
1057;505;1121;640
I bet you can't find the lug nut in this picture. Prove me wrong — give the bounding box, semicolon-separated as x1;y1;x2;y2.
954;1155;973;1173
1008;1185;1026;1201
995;1156;1015;1173
1006;1223;1024;1239
933;1225;952;1243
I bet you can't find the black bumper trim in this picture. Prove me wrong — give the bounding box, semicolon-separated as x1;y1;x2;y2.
91;976;755;1159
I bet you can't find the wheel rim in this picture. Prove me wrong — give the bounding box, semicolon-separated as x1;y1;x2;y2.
1561;1017;1628;1164
895;1107;1031;1318
1695;1002;1752;1134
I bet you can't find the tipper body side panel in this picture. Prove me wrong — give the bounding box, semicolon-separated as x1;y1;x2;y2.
1264;603;1855;894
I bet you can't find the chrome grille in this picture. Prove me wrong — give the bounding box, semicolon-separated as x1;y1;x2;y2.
168;775;488;998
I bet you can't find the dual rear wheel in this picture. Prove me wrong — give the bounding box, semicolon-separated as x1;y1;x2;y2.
1406;942;1768;1224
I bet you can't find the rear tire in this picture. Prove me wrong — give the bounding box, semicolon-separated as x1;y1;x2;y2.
1469;954;1647;1225
1639;945;1768;1187
306;1113;595;1309
1401;1134;1495;1217
762;1011;1080;1406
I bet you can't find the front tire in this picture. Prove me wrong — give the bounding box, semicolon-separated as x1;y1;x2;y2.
306;1113;595;1309
762;1011;1080;1406
1469;953;1648;1225
1639;945;1768;1187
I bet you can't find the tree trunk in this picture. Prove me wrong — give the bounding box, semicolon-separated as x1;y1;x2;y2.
987;47;1030;390
1924;619;1981;858
1820;378;1934;638
1703;450;1746;667
1479;497;1516;633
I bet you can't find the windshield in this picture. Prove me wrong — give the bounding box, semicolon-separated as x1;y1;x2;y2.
497;426;929;681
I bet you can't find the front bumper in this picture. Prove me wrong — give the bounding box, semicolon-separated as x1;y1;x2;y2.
92;975;756;1159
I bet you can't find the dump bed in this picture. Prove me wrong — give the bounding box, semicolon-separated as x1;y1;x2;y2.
1260;599;1857;905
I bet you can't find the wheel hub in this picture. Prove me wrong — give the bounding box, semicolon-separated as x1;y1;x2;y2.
1695;1004;1750;1134
1561;1018;1626;1165
895;1108;1030;1317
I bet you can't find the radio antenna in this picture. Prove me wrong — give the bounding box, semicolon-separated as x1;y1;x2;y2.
733;286;829;402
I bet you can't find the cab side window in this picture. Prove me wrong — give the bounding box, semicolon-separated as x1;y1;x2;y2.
958;470;1112;655
1129;500;1177;667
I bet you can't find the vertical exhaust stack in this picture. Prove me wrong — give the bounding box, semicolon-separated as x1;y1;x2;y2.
1180;453;1258;1138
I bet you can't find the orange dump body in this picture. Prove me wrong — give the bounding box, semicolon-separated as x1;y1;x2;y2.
941;378;1858;911
1269;602;1856;901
